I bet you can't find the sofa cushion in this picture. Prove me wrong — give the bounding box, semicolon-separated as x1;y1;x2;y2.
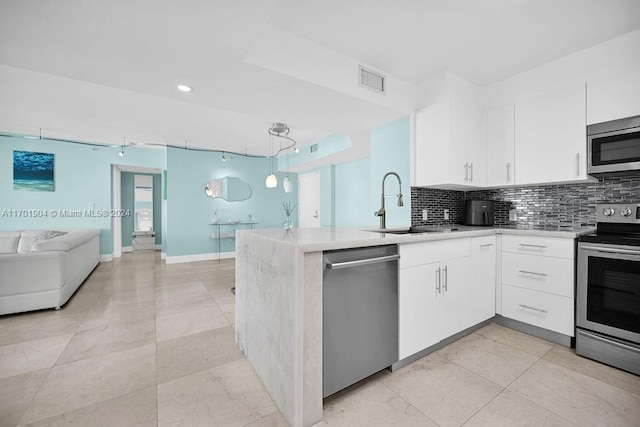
35;229;100;252
17;230;68;253
0;232;21;254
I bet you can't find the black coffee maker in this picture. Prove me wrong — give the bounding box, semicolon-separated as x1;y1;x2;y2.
464;200;494;226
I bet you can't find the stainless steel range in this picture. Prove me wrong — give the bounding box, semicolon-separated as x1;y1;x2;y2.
577;203;640;375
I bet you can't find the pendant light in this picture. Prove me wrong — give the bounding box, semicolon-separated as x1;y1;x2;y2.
265;172;277;188
265;122;298;189
265;133;277;188
282;175;292;193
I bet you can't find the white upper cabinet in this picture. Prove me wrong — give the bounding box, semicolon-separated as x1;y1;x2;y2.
514;82;588;185
486;105;515;187
587;68;640;125
415;97;486;188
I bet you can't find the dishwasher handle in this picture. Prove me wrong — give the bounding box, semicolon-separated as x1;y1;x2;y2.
325;254;400;270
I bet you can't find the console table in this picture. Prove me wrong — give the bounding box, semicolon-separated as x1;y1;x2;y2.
209;222;257;260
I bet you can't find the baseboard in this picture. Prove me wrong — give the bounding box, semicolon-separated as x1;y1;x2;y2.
100;254;114;262
121;246;133;253
165;251;236;264
391;317;494;371
494;315;573;347
161;252;166;260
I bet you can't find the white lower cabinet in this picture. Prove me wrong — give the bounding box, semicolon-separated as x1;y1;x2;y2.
469;236;497;325
501;235;576;337
398;237;495;360
438;256;473;339
501;285;574;337
398;262;441;359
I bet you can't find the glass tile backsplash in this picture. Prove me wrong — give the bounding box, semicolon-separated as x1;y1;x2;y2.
411;176;640;228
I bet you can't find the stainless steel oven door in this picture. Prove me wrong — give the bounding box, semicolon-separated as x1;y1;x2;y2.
577;242;640;343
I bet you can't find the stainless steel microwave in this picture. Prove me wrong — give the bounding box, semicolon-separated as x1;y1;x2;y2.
587;114;640;176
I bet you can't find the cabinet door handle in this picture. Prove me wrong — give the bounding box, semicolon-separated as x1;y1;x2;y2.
469;163;473;182
519;304;548;314
507;162;511;182
443;266;448;292
435;267;441;293
464;163;469;182
519;270;548;277
519;244;547;249
480;243;494;248
576;153;580;176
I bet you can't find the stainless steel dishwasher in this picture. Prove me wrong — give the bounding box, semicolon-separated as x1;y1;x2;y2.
323;245;399;397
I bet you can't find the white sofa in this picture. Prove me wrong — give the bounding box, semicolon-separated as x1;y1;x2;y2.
0;229;101;315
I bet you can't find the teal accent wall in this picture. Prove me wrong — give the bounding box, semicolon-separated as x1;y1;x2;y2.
121;172;162;247
370;115;411;228
319;165;335;227
121;172;134;246
305;115;411;228
166;147;298;257
279;133;352;170
0;135;165;255
334;158;374;227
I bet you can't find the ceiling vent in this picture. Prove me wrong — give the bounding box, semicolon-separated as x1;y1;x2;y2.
359;65;385;94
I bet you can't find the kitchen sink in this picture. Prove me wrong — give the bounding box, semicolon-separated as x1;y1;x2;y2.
366;226;457;234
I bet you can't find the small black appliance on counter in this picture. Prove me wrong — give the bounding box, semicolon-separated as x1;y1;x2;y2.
464;200;494;226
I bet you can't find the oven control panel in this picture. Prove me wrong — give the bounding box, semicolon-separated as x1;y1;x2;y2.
596;203;640;223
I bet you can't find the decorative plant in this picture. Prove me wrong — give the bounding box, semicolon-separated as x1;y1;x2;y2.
282;202;297;217
282;202;297;228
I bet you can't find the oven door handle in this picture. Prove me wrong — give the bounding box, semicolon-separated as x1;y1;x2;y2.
580;245;640;256
578;330;640;355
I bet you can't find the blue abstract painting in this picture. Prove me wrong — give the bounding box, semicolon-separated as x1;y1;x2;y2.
13;150;55;191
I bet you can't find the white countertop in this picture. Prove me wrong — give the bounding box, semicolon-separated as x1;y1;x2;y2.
237;225;594;253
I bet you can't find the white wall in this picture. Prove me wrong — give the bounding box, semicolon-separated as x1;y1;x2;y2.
479;29;640;108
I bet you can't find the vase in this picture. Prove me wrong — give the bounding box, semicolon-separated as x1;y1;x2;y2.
283;214;293;229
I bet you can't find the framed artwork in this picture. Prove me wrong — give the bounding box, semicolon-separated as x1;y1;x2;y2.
13;150;55;191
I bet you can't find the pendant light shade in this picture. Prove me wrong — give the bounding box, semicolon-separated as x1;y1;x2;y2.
283;175;292;193
265;173;278;188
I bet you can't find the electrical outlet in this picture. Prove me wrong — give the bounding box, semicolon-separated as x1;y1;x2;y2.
422;209;428;220
509;209;517;222
443;209;450;220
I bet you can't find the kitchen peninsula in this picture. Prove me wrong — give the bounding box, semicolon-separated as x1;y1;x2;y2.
235;226;587;427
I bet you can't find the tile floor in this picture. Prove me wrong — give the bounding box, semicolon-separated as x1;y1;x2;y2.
1;252;639;426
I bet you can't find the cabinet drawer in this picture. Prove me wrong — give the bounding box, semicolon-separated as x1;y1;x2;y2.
502;235;574;259
399;238;470;268
502;284;574;336
502;252;574;297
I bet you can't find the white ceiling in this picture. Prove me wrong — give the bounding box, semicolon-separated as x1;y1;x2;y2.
270;0;640;86
1;0;639;155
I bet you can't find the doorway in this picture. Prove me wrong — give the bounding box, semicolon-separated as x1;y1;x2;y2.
112;165;162;258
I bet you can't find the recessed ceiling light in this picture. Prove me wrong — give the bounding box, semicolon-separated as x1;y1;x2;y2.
177;84;192;92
